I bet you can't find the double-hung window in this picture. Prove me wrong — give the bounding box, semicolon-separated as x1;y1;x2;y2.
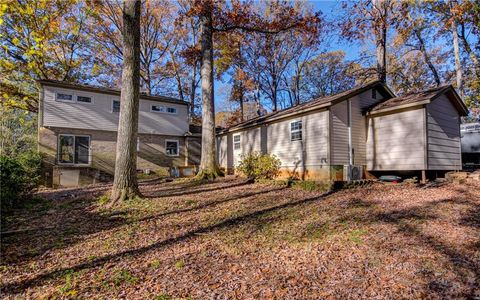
165;140;179;156
58;134;91;165
233;134;241;150
290;120;302;141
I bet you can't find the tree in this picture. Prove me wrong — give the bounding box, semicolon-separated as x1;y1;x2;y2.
0;0;92;112
339;0;400;82
109;0;141;204
187;0;321;179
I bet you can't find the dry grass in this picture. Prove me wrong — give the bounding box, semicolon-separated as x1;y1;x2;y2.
1;177;479;299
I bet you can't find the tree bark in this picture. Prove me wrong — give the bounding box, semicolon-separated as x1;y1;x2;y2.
190;60;197;116
459;24;480;78
374;0;387;82
450;7;463;97
110;0;142;204
414;29;441;86
197;8;222;179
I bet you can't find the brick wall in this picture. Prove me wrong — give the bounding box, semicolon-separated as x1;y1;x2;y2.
39;127;188;187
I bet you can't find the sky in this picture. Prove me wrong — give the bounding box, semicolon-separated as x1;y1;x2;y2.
214;0;366;112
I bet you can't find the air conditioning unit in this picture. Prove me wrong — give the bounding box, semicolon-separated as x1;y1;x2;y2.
343;165;363;181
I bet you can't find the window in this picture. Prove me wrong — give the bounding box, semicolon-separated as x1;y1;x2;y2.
151;105;165;113
112;100;120;113
76;95;92;103
56;93;74;102
233;134;241;150
58;135;90;165
372;89;377;99
165;140;179;156
290;120;302;141
167;107;177;114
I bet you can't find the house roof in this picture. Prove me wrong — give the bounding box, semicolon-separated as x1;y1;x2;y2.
37;79;188;106
369;85;469;116
218;80;395;134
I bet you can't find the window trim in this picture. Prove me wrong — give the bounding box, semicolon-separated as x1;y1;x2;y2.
112;99;121;113
233;134;241;151
57;134;91;166
55;92;75;103
75;94;94;104
290;120;303;142
165;139;179;157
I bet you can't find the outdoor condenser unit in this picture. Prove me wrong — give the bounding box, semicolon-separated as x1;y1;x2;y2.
343;165;363;181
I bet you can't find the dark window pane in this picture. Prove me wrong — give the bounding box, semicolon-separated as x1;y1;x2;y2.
152;105;164;112
291;131;302;141
57;93;73;101
75;136;90;164
167;107;177;114
112;100;120;113
77;96;92;103
166;141;178;155
59;135;74;163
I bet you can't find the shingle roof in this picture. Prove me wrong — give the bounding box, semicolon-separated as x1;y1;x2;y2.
219;80;394;133
37;79;188;105
369;84;468;116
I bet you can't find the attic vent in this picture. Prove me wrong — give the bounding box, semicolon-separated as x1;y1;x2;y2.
372;89;377;99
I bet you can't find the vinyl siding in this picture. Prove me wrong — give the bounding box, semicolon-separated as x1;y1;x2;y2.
426;95;462;170
232;127;262;166
367;107;426;170
267;110;329;168
217;134;232;169
330;90;385;166
42;85;189;136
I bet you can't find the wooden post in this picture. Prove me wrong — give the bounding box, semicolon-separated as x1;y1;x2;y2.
421;170;426;184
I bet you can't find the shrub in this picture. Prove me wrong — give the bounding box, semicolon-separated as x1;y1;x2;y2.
0;151;41;209
236;152;281;180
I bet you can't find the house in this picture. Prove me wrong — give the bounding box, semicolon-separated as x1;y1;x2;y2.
216;81;468;181
37;80;201;187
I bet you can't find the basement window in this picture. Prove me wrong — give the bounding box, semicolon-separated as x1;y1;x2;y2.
165;140;179;156
290;120;302;141
58;134;91;165
233;134;241;150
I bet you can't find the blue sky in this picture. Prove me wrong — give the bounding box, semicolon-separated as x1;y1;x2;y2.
214;0;365;111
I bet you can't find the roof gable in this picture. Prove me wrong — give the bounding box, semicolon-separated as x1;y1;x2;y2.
369;85;468;116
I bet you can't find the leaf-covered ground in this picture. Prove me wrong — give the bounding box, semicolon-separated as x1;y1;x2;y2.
1;177;479;299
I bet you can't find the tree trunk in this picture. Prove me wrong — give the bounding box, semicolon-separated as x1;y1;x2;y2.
459;24;480;78
197;8;222;180
239;87;244;122
110;0;142;204
374;0;387;82
451;9;463;97
415;29;441;86
190;60;197;116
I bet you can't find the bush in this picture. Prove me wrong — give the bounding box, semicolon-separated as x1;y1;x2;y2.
236;152;281;180
0;151;41;209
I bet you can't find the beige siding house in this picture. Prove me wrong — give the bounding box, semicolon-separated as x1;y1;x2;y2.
217;82;468;181
366;85;467;175
38;80;200;187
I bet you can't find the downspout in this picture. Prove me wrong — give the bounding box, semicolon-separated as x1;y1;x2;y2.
348;99;353;166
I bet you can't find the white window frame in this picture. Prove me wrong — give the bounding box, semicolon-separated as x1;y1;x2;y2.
165;139;179;157
233;134;241;151
75;94;94;104
151;105;165;113
290;120;303;141
57;134;91;166
137;136;140;152
112;99;121;113
55;92;75;102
